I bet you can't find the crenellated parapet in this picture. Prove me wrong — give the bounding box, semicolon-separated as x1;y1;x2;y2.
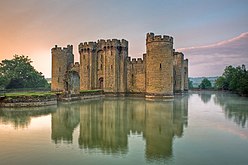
130;58;144;64
97;39;128;50
78;42;97;53
79;39;128;53
52;45;73;54
173;52;184;60
146;32;173;44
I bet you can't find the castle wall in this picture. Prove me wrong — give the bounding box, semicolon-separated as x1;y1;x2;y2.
52;32;189;96
79;42;96;90
145;33;174;97
127;57;146;93
183;59;189;91
79;39;128;94
51;45;74;92
173;52;185;93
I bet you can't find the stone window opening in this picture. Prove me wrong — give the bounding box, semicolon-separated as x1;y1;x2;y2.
58;77;60;83
131;74;134;86
111;65;113;70
160;63;162;70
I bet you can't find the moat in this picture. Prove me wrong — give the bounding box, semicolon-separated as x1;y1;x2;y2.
0;91;248;165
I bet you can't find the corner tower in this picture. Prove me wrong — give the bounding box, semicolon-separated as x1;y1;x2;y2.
183;59;189;91
51;45;74;92
145;33;174;98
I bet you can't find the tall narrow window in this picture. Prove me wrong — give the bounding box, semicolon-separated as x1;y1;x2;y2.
160;63;162;70
111;65;113;70
131;74;134;86
58;77;60;83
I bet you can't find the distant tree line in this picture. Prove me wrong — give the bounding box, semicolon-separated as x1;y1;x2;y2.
0;55;49;90
189;78;212;90
215;65;248;96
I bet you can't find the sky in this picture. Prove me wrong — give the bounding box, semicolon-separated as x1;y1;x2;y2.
0;0;248;78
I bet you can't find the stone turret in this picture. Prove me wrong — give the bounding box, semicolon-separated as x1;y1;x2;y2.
51;45;74;92
145;33;174;98
173;52;185;93
183;59;189;91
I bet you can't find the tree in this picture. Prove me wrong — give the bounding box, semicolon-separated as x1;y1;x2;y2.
199;78;212;89
0;55;49;89
215;76;228;90
189;80;194;89
215;65;248;95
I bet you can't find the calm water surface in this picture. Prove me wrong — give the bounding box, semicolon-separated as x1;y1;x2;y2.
0;91;248;165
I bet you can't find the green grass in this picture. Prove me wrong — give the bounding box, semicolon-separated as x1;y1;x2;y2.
4;91;56;97
80;89;103;93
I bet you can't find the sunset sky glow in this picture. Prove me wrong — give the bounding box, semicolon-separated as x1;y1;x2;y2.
0;0;248;77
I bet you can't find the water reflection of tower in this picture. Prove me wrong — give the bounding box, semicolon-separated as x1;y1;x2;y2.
51;103;80;143
144;100;174;160
51;96;188;160
78;99;128;154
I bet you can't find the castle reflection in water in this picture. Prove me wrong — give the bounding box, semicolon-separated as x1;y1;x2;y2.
51;96;188;160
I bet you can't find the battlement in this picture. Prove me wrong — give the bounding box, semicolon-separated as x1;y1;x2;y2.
97;39;128;48
79;38;128;52
52;45;73;54
78;42;97;53
146;32;173;44
131;58;144;64
174;51;184;57
74;62;80;67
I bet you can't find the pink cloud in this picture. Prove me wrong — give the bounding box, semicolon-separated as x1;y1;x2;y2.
177;32;248;77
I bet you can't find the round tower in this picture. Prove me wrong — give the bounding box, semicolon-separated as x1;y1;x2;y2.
145;33;174;98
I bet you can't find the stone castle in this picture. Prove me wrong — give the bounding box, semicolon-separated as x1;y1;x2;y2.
51;32;188;98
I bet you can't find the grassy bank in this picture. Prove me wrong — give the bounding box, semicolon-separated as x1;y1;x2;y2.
4;91;56;97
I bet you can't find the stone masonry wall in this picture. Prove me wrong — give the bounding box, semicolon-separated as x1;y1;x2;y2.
79;39;128;94
145;33;174;96
51;45;74;92
127;57;146;93
52;33;189;96
183;59;189;91
173;52;185;92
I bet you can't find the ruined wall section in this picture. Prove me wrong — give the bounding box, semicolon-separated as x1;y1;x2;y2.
173;52;184;93
67;62;80;94
183;59;189;91
51;45;74;92
145;33;174;97
127;56;146;93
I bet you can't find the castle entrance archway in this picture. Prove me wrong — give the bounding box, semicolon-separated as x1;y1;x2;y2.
99;77;103;89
